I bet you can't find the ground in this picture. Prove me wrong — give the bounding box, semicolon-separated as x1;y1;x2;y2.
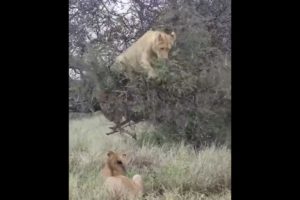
69;112;231;200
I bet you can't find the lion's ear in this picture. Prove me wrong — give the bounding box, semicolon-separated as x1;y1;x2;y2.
170;32;176;41
122;153;127;158
107;151;114;157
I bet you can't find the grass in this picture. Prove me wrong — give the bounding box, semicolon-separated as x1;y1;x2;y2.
69;112;231;200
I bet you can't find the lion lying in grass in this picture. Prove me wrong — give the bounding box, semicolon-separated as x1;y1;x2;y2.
101;151;144;200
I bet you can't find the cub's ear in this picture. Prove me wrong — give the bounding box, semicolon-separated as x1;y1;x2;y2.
170;31;176;41
107;151;114;157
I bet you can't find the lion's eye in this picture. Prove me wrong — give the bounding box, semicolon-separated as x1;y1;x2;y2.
160;47;165;50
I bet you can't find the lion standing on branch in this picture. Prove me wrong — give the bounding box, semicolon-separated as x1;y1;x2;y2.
111;30;176;80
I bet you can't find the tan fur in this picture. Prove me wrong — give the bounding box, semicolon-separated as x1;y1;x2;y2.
104;175;143;200
111;30;176;79
101;151;144;200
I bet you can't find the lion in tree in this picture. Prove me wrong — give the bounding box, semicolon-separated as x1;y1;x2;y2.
111;29;176;80
99;29;176;137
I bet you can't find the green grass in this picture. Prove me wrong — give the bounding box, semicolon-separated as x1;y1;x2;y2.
69;112;231;200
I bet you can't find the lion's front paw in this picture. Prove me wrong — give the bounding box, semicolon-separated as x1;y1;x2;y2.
147;71;158;80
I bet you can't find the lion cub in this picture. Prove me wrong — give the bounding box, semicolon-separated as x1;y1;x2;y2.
101;151;144;200
101;150;128;177
111;30;176;80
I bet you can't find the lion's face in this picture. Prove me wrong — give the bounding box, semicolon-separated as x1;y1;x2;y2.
107;151;128;176
153;32;176;59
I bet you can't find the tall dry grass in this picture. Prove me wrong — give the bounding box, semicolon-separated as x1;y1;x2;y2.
69;113;231;200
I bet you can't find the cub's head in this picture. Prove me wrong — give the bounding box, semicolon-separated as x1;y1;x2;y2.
106;151;128;176
153;31;176;59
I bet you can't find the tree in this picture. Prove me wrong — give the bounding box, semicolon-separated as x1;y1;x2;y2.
69;0;231;147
